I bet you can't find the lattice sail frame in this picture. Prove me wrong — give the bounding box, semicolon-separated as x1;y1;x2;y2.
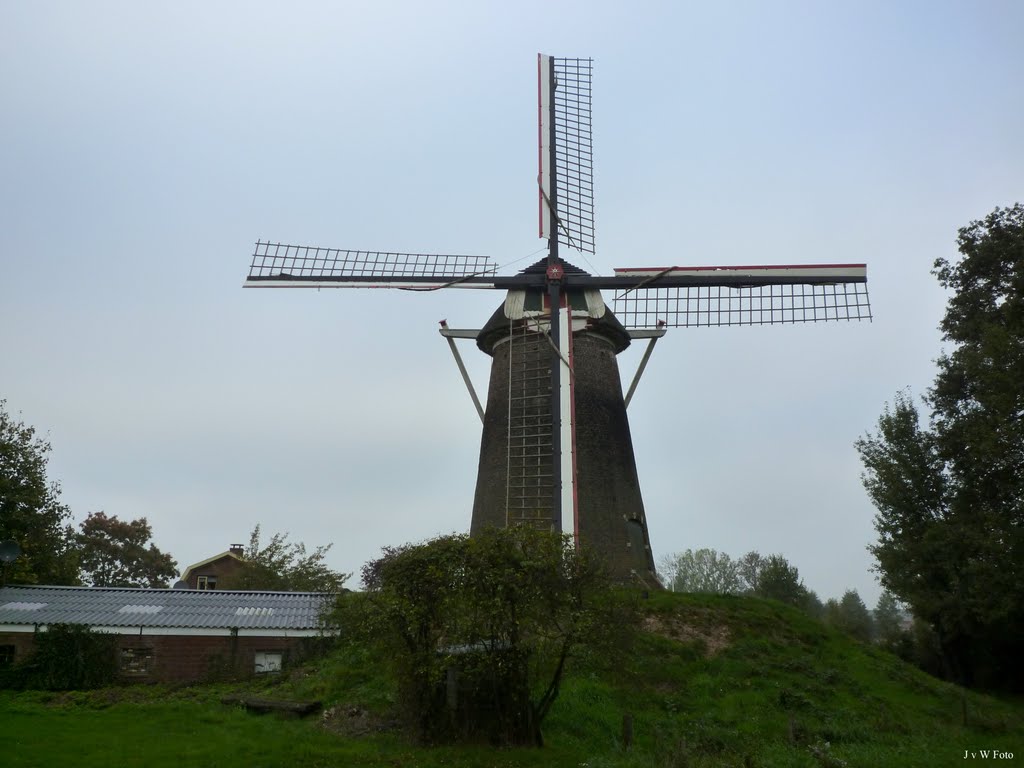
611;265;872;329
246;241;498;289
539;55;595;254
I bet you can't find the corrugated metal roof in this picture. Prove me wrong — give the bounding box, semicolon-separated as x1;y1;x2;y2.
0;585;333;631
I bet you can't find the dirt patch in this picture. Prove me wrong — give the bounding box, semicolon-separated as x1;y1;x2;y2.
642;614;731;657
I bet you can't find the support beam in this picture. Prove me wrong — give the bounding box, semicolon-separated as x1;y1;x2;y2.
624;324;667;409
438;320;485;423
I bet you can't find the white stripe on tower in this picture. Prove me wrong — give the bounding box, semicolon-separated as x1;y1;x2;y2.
558;299;578;544
538;54;552;240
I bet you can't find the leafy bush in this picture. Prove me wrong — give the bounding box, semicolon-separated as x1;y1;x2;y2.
12;624;118;690
339;528;632;747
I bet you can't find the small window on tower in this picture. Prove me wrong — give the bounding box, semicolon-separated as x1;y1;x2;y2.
524;292;543;311
196;575;217;590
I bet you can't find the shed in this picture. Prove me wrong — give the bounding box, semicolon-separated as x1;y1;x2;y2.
0;585;335;683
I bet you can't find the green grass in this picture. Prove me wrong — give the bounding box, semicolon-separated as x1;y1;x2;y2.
1;592;1021;767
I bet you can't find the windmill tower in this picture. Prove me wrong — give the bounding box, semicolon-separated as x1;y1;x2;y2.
244;55;871;585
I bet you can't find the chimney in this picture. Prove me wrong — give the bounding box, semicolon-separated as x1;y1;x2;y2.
229;543;244;557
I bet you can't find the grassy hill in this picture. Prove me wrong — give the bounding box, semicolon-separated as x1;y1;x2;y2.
1;591;1020;767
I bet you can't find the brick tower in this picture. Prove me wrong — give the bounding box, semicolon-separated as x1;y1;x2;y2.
469;259;658;584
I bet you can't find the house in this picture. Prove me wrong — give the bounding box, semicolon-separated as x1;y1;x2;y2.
0;584;335;684
180;543;246;590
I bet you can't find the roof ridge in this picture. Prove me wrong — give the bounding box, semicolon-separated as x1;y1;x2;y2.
1;584;334;596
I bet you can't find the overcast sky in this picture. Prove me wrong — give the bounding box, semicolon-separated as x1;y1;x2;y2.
3;1;1022;605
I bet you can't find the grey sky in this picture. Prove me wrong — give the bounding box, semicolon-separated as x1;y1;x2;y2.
3;1;1022;605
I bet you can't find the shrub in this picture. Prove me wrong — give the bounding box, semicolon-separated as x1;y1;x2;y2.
340;528;632;746
13;624;118;690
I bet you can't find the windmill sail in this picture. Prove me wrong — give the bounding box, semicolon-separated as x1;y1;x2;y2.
610;264;871;328
539;56;595;254
245;241;498;290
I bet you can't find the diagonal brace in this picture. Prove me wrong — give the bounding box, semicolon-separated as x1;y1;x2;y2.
439;320;485;423
624;324;667;409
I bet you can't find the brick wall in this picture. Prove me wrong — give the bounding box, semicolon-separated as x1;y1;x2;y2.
470;317;659;583
0;631;313;685
186;555;245;590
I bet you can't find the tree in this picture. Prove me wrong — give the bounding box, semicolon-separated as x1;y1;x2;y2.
737;550;765;594
873;591;907;650
76;512;178;588
348;528;626;746
802;588;825;620
0;402;77;585
824;589;874;643
931;204;1024;679
225;525;349;593
660;548;742;594
753;554;809;608
856;204;1024;689
856;393;949;612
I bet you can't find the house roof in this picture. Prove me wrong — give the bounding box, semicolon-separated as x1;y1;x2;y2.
0;585;333;632
180;550;243;581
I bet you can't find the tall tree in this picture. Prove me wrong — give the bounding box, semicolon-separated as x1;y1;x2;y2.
225;525;349;593
857;393;952;623
77;512;178;588
737;550;765;594
856;204;1024;689
660;548;742;594
0;402;77;584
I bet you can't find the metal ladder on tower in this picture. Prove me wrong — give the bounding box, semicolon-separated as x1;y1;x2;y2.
505;324;555;530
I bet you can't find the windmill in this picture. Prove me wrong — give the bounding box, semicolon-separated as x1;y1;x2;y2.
243;55;871;585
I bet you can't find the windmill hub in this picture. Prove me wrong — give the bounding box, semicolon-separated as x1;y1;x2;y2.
477;258;630;355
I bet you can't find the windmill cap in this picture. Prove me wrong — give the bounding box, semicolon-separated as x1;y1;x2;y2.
476;289;631;355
